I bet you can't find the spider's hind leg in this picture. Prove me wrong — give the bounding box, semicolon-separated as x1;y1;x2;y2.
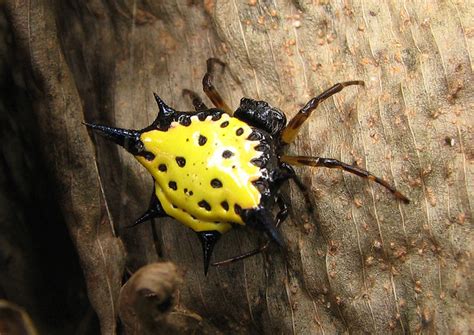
280;81;364;144
202;58;233;114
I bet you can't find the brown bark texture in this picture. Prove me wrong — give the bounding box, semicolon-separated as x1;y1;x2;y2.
1;0;472;334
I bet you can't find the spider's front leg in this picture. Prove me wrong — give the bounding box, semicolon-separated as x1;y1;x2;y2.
202;58;233;114
281;155;410;203
280;81;364;144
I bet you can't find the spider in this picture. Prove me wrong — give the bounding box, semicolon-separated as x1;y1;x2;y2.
86;58;409;275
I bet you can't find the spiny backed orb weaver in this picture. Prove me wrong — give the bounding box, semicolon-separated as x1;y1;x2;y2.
86;58;409;275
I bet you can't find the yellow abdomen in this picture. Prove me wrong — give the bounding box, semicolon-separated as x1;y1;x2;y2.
135;113;262;233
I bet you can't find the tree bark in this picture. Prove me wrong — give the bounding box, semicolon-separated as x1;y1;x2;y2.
1;0;472;334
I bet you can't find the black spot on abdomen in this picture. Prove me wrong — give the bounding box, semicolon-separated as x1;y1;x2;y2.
222;150;234;158
197;112;207;121
198;200;211;211
251;158;264;167
176;156;186;167
168;181;177;190
247;131;262;141
178;116;191;126
198;135;207;146
234;204;242;215
143;152;155;161
221;201;229;211
158;164;167;172
210;178;223;188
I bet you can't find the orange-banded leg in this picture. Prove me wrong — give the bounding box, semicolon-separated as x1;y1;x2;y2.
182;89;208;111
280;81;365;144
281;155;410;203
202;58;233;115
212;195;289;267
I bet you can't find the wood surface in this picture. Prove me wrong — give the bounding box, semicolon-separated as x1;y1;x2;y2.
1;1;472;334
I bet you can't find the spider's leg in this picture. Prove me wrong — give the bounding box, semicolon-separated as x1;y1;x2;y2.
129;189;168;228
182;89;208;111
281;155;410;203
277;163;314;213
202;58;233;114
212;195;289;267
280;81;364;144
